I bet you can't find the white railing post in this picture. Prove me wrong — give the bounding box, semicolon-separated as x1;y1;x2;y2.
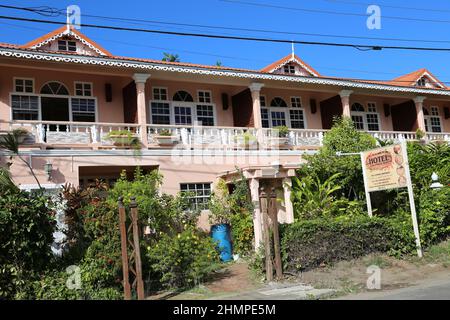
318;131;324;146
91;125;98;143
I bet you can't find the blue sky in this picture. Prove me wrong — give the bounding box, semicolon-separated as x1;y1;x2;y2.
1;0;450;83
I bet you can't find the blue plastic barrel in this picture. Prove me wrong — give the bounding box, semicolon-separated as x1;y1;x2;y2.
211;224;233;262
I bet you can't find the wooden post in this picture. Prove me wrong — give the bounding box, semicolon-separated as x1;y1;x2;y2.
118;197;131;300
259;187;273;282
269;188;283;280
130;197;145;300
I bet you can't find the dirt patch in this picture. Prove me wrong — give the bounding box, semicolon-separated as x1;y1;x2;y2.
205;261;259;294
290;241;450;297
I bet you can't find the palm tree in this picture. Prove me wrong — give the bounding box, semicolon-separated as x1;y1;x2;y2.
215;60;223;67
0;166;18;193
0;130;42;189
162;52;180;62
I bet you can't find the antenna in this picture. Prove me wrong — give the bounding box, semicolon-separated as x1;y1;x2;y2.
291;41;295;58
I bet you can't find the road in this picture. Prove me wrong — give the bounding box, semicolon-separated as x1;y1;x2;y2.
337;275;450;300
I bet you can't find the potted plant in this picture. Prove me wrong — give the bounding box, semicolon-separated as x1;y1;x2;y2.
268;125;290;148
106;130;140;147
1;128;29;144
234;131;258;150
153;129;178;146
415;128;427;144
208;179;233;262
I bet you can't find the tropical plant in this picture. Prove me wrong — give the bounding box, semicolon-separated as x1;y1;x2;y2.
415;128;426;140
162;52;180;62
208;178;232;225
157;129;173;136
291;173;346;219
215;60;223;66
0;130;42;188
273;125;289;138
0;166;18;193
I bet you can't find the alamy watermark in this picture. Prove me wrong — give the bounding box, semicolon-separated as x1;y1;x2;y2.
367;5;381;30
66;265;82;290
366;265;381;290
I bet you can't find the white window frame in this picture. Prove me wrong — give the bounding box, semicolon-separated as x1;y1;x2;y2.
284;64;295;74
149;91;217;126
152;87;169;101
74;82;93;97
260;96;307;129
57;40;77;52
13;77;35;94
9;92;98;123
350;102;381;131
424;106;442;133
180;182;212;210
197;90;212;103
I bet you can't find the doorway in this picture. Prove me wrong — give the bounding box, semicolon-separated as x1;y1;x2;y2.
41;97;69;131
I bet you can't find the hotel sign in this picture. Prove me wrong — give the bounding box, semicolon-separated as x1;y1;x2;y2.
361;144;408;192
359;142;422;257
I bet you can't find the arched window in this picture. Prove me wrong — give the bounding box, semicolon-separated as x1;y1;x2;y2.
351;102;365;112
173;90;194;102
270;97;288;108
351;102;380;131
40;81;69;95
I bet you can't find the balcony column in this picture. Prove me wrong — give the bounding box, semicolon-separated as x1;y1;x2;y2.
133;73;151;146
339;90;354;118
249;83;265;128
413;96;427;132
249;178;263;251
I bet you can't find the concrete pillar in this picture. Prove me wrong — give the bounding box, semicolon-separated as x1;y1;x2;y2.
413;96;427;132
339;90;353;118
282;177;294;224
133;73;151;146
249;83;264;128
249;178;263;250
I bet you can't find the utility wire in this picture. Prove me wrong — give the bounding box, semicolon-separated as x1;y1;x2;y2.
2;4;450;44
1;15;450;52
220;0;450;25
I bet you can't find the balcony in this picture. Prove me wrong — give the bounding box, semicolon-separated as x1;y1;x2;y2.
3;120;450;151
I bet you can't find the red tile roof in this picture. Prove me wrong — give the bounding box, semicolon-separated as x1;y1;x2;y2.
388;68;446;88
21;25;112;56
260;53;321;76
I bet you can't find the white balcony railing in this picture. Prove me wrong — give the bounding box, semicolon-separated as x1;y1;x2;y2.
4;120;450;150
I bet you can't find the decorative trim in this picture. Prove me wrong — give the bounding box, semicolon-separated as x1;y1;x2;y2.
30;30;108;56
267;57;319;77
2;48;450;96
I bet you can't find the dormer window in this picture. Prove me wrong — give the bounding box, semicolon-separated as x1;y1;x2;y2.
284;65;295;74
58;40;77;52
416;77;427;87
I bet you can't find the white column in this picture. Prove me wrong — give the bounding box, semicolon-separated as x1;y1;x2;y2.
282;178;294;224
133;73;151;146
339;90;353;118
249;178;263;251
413;96;427;133
249;83;264;129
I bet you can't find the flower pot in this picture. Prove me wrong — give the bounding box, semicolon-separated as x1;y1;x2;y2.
211;223;233;262
154;135;178;146
268;137;290;149
108;134;137;146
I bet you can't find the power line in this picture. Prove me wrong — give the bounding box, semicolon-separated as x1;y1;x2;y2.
324;0;450;14
220;0;450;25
2;14;450;52
2;4;450;44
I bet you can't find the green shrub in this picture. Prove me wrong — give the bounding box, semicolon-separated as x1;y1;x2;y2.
418;187;450;246
230;211;254;256
0;189;56;299
147;227;220;289
280;215;415;272
298;117;377;200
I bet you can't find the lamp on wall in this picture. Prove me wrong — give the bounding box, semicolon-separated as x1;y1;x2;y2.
44;161;53;181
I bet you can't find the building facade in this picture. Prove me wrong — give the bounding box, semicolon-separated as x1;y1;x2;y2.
1;26;449;243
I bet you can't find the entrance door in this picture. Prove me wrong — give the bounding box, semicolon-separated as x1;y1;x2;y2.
41;97;70;131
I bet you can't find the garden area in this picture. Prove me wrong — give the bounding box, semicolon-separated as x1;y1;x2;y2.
0;117;449;300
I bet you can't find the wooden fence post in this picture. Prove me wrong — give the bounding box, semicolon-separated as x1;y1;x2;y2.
130;197;145;300
269;188;283;280
118;197;131;300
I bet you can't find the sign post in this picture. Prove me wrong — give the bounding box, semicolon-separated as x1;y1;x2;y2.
360;142;423;257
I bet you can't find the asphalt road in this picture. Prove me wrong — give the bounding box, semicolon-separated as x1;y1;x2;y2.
337;275;450;300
